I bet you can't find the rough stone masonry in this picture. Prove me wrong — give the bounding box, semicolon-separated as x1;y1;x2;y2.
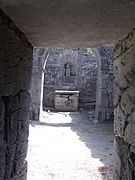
95;46;114;122
31;47;114;121
43;48;97;110
0;9;33;180
113;28;135;179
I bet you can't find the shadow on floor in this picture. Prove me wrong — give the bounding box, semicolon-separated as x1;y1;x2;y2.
69;112;114;178
30;111;114;179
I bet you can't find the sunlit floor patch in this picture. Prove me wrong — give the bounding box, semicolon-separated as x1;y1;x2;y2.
27;111;113;180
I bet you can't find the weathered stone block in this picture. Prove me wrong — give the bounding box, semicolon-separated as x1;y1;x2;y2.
55;90;79;111
0;10;33;180
124;112;135;147
121;92;134;114
114;29;135;179
0;147;6;179
95;46;114;121
113;136;130;180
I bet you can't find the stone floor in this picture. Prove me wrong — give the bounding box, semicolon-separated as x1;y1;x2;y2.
27;111;114;180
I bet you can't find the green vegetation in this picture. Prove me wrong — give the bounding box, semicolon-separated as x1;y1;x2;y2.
87;48;93;53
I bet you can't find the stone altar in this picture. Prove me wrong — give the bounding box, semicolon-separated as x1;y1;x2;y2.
55;90;79;111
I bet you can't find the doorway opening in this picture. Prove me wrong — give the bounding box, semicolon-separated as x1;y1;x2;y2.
28;46;114;180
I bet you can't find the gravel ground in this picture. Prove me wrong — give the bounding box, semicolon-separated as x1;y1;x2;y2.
27;111;113;180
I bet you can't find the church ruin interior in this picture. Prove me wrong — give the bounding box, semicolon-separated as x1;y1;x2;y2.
28;47;114;179
0;0;135;179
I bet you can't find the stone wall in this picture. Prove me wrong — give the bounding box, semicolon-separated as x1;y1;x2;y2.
0;9;33;180
31;47;114;116
30;48;49;120
113;28;135;179
95;46;114;121
43;48;97;110
55;91;79;111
